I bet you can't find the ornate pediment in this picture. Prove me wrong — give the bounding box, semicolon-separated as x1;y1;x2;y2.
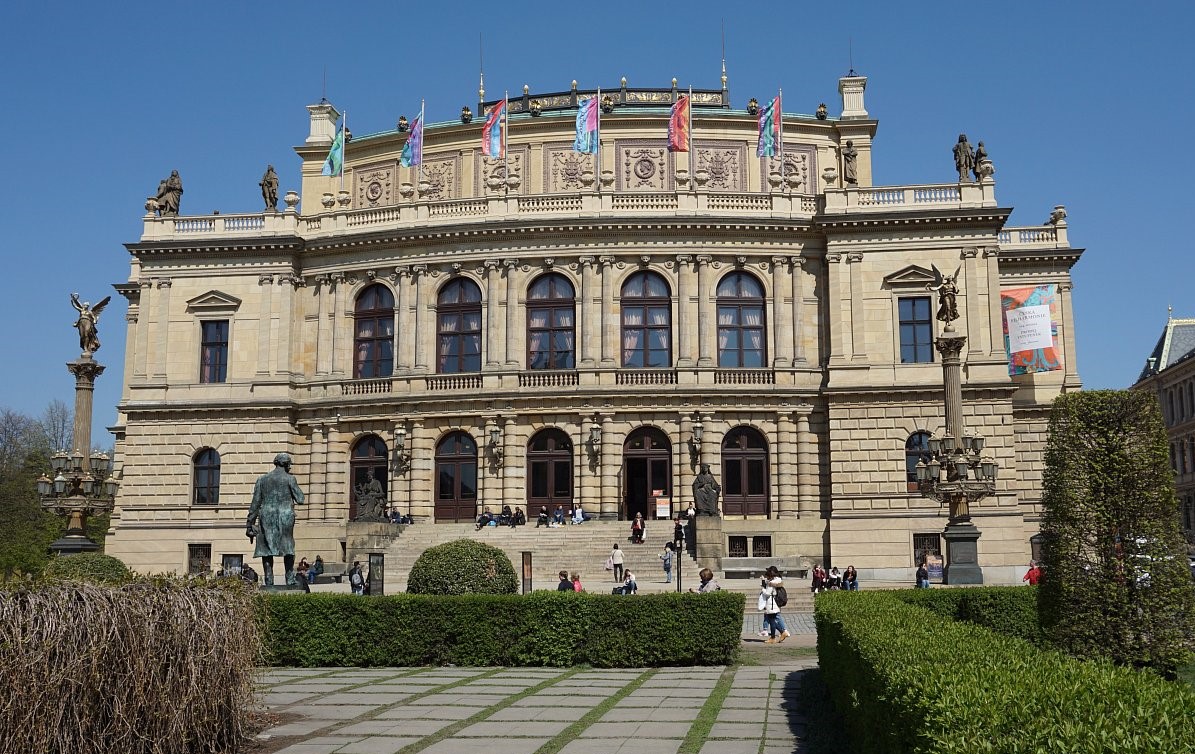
185;290;242;314
883;265;936;289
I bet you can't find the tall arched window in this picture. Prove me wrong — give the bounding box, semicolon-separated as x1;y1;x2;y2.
721;426;769;516
716;272;766;368
350;435;389;520
193;448;220;506
437;279;482;373
621;271;671;368
354;284;395;379
905;431;932;492
527;273;575;370
435;432;478;522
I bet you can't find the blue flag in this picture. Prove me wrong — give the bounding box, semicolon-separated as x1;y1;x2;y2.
321;126;345;176
400;115;423;168
573;97;599;154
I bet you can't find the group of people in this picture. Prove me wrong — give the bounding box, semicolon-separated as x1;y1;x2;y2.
387;510;414;525
536;504;592;527
476;505;527;530
810;564;859;593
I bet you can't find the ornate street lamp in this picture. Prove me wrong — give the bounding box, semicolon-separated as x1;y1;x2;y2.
916;266;996;584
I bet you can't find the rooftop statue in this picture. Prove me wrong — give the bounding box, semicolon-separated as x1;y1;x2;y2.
928;264;961;326
842;140;858;185
245;453;306;587
71;293;111;355
260;165;279;211
953;135;974;183
146;170;184;216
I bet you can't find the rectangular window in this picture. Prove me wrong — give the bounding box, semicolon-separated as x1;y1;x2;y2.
898;297;933;364
751;536;772;558
913;533;942;567
728;536;748;558
221;554;243;576
200;320;229;383
187;543;212;575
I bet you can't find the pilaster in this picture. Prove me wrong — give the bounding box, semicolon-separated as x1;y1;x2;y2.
847;253;865;362
1059;282;1081;388
153;278;172;379
796;403;817;517
777;409;798;518
599;413;618;518
411;266;428;372
394;267;412;374
771;256;793;367
696;255;714;366
409;420;433;520
579;256;597;366
961;247;983;356
825;253;847;364
135;280;152;378
504;259;521;367
599;256;616;366
277;273;296;376
257;274;274;375
983;248;1002;359
315;275;333;376
675;255;695;367
791;256;807;365
484;260;502;367
330;272;346;377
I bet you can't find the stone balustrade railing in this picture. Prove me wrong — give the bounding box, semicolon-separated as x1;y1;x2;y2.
822;181;998;213
140;209;300;241
998;224;1068;248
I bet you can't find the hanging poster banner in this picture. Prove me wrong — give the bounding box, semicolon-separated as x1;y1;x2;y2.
1001;285;1061;375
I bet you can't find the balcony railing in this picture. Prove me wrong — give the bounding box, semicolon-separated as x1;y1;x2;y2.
616;370;677;386
822;182;997;214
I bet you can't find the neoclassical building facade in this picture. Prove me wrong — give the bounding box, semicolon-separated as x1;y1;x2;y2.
105;75;1084;582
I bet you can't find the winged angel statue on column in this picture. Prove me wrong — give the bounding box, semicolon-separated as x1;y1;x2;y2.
71;292;111;355
927;265;961;325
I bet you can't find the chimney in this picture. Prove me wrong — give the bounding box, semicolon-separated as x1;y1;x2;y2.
838;75;868;120
306;101;341;146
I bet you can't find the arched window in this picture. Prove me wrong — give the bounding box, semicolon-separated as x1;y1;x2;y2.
716;272;766;368
527;428;573;510
350;435;389;521
437;279;483;374
527;273;575;370
193;448;220;506
905;431;932;492
721;427;769;516
621;272;671;368
354;284;395;379
435;432;478;522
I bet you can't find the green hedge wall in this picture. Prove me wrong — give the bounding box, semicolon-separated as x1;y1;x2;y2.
890;586;1043;645
261;591;742;667
815;592;1195;753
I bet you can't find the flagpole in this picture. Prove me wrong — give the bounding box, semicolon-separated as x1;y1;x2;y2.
503;90;509;197
687;86;694;193
418;99;425;188
595;88;601;194
341;110;347;191
777;90;786;191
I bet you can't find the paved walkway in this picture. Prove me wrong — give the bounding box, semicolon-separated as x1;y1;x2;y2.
256;656;821;754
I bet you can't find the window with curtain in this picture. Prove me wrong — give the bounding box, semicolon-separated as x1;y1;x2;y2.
193;448;220;505
354;284;395;379
898;296;934;364
621;271;671;368
716;272;766;368
526;273;575;370
437;278;482;373
199;320;229;383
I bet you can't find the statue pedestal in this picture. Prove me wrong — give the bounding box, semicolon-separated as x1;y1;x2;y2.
943;522;983;585
693;515;724;573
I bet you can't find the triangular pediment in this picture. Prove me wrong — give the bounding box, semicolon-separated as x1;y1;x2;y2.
883;265;937;288
186;290;242;313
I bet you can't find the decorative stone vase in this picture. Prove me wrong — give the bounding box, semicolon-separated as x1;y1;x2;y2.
601;94;615;114
283;190;299;210
418;181;431;196
746;98;759;116
337;190;351;207
675;169;689;188
976;159;995;181
486;175;505;191
581;170;595;187
321;192;336;209
600;170;615;188
694;169;709;187
767;172;783;189
505;175;521;190
529;100;542;117
785;173;803;190
397;115;409;132
821;167;838;186
399;183;414;199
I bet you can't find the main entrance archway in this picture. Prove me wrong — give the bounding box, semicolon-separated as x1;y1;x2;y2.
434;431;478;522
623;427;671;521
527;428;573;515
721;426;769;516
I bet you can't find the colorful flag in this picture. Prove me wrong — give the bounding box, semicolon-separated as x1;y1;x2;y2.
321;125;345;176
482;99;507;158
668;95;690;152
399;114;423;167
756;95;781;158
573;96;599;154
1001;285;1061;375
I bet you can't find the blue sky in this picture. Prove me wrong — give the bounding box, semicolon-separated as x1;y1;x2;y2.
1;2;1190;445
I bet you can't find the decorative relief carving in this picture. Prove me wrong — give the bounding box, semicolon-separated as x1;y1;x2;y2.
616;142;671;191
355;163;395;208
419;157;458;200
760;144;817;192
475;147;527;195
625;91;673;103
693;141;746;190
545;144;595;192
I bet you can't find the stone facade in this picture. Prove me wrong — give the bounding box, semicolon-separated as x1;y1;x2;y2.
106;75;1083;583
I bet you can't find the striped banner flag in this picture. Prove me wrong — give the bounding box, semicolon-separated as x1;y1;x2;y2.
399;114;423;167
756;95;781;158
668;95;691;152
573;96;599;154
482;99;507;158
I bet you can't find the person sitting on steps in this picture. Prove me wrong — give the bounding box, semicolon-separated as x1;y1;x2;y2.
536;506;550;528
475;507;494;531
510;507;526;527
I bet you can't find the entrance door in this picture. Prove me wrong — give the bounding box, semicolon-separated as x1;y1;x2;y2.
623;427;671;520
527;429;573;515
434;432;478;522
722;426;769;516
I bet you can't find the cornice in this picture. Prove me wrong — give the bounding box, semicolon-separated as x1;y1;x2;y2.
815;206;1014;232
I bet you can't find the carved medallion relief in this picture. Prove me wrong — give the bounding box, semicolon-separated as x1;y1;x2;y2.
354;162;396;208
616;140;672;192
418;156;459;200
544;144;597;192
759;144;817;193
474;146;529;195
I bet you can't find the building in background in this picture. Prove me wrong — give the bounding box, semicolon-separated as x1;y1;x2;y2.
105;73;1083;583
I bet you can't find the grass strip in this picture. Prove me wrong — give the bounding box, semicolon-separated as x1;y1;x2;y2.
676;666;736;754
394;667;585;754
532;669;658;754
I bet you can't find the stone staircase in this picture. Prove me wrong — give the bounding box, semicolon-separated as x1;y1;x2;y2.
374;520;702;593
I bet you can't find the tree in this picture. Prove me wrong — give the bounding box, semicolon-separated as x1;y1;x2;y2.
1039;390;1195;674
38;399;72;454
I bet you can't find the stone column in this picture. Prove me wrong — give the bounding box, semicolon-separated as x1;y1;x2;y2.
961;247;984;356
68;357;104;462
504;259;521;367
390;422;407;521
484;260;501;367
277;274;296;376
135;279;152;378
696;255;714;366
1059;282;1080;387
394;267;412;374
777;410;798;518
411;265;428;372
257;274;274;375
315;275;333;376
599;256;616;366
936;328;969;520
846;253;865;362
330;272;346;377
796;403;817;517
501;416;518;513
677;412;695;512
771;256;793;367
326;426;350;520
599;413;618;519
675;255;694;367
983;248;1002;359
791;256;807;365
409;420;433;520
153;278;171;379
310;424;329;519
579;256;597;366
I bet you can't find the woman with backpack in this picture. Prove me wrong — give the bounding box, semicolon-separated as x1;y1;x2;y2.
758;565;790;643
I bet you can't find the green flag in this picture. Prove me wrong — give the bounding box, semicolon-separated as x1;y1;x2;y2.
321;127;344;176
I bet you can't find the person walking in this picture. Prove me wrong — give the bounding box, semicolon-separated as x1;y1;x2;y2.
659;542;675;583
571;572;583;592
348;561;365;595
556;570;573;591
1022;561;1042;585
758;565;790;643
690;567;721;593
610;544;625;582
673;517;685;551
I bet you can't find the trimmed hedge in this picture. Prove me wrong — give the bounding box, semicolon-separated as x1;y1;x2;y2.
891;586;1043;645
816;591;1195;753
406;539;518;595
42;552;132;584
261;591;742;667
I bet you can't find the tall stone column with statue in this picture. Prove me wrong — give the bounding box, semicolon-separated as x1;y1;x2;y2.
245;453;306;587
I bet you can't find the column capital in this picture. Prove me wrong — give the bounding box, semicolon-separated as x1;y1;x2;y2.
502;258;520;269
578;255;596;267
982;247;1000;258
825;252;842;264
258;274;274;286
277;272;296;286
331;271;347;283
1058;282;1073;293
156;278;173;288
695;254;713;266
794;401;815;417
598;255;616;267
790;255;807;269
483;259;500;271
394;265;411;279
960;246;979;259
139;279;153;289
770;255;788;268
410;264;427;276
846;252;864;263
675;254;693;266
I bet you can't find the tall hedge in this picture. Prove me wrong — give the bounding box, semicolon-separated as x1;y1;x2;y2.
892;586;1043;645
261;591;742;667
1039;390;1195;673
406;539;518;595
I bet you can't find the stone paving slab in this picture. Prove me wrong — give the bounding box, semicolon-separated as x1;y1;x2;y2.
334;736;422;754
559;739;683;754
708;721;766;739
489;705;597;721
420;737;552;754
456;720;572;737
580;721;690;738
